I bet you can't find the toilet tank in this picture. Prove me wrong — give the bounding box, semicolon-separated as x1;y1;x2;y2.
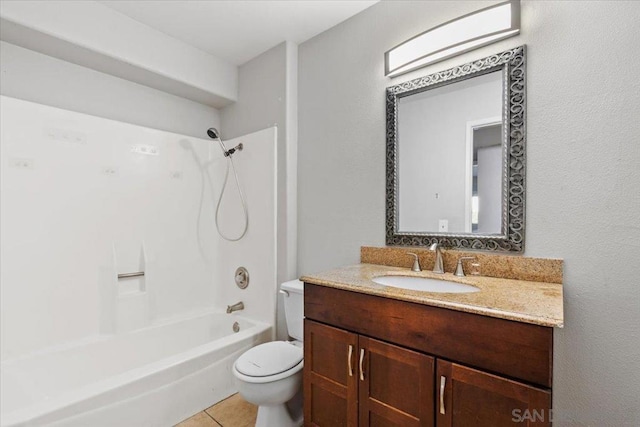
281;279;304;341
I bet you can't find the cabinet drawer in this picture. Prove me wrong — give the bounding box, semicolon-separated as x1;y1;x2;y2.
305;283;553;388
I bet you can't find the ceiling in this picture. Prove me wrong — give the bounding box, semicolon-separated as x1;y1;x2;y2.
98;0;378;66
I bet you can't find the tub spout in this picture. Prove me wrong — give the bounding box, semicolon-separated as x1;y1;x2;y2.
226;301;244;314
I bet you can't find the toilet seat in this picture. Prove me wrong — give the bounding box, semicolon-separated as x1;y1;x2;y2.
233;341;303;384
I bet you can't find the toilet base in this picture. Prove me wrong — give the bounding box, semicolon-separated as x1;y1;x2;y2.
255;403;302;427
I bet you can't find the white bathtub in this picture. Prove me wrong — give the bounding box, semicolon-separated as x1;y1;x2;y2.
0;310;271;427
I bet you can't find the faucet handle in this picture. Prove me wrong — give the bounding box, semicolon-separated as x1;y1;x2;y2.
454;257;476;277
407;252;421;272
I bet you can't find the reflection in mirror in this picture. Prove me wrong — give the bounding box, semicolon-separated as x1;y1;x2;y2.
472;123;502;234
397;71;503;234
386;45;526;252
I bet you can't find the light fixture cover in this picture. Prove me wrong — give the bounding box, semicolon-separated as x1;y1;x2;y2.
385;0;521;77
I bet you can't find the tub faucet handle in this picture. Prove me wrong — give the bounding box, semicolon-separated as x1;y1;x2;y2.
407;252;421;272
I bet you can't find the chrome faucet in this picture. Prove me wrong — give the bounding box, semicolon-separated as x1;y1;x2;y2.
226;301;244;313
429;243;445;274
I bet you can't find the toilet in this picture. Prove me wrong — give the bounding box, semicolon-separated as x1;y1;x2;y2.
232;279;304;427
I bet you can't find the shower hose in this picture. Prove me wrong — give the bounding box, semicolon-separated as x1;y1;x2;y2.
215;155;249;241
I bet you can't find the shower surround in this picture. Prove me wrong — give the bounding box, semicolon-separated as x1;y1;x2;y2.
0;96;278;426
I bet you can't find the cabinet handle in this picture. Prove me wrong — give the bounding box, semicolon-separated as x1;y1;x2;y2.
359;348;365;381
347;345;353;377
440;375;446;415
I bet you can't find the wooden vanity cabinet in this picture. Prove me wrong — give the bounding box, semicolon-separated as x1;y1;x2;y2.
436;361;551;427
304;283;552;427
304;320;358;426
305;320;434;427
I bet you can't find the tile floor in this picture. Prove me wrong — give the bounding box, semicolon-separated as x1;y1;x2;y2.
175;393;258;427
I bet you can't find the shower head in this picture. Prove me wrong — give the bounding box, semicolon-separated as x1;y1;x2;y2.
207;127;220;140
206;127;243;157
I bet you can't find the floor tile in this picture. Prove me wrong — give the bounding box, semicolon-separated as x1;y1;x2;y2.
205;393;258;427
174;411;221;427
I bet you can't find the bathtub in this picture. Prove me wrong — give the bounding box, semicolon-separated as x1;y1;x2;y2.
0;310;271;427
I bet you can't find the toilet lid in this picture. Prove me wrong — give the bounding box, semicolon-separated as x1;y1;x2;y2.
235;341;303;377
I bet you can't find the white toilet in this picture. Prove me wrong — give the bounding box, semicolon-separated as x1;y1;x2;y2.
232;279;304;427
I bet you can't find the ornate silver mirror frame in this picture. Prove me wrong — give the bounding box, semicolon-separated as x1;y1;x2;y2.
386;45;526;252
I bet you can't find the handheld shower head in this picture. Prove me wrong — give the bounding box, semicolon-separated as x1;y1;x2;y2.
207;127;228;155
204;127;249;241
206;127;243;158
207;128;220;140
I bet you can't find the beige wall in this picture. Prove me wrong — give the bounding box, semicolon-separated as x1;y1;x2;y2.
298;1;640;425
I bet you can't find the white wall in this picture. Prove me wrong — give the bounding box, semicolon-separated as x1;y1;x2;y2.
0;97;277;360
397;71;502;232
298;1;640;425
0;0;237;106
0;42;220;139
476;145;502;234
211;127;278;335
221;41;298;340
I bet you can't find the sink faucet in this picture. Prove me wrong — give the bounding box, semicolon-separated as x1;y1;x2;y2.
226;301;244;313
429;243;445;274
407;252;421;272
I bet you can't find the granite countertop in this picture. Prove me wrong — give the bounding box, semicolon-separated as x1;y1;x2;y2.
300;263;564;328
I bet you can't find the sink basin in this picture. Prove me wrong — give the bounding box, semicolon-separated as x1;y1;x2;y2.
372;275;480;293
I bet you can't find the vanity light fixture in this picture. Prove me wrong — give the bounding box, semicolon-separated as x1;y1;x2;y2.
385;0;520;77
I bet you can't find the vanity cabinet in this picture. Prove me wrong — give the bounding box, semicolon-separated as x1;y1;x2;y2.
303;283;552;427
436;361;550;427
304;320;358;426
305;320;434;426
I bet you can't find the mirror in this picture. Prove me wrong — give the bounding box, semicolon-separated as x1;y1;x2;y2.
386;46;526;252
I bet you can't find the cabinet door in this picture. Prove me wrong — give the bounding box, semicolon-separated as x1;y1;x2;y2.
437;360;551;427
304;319;358;427
358;337;435;427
